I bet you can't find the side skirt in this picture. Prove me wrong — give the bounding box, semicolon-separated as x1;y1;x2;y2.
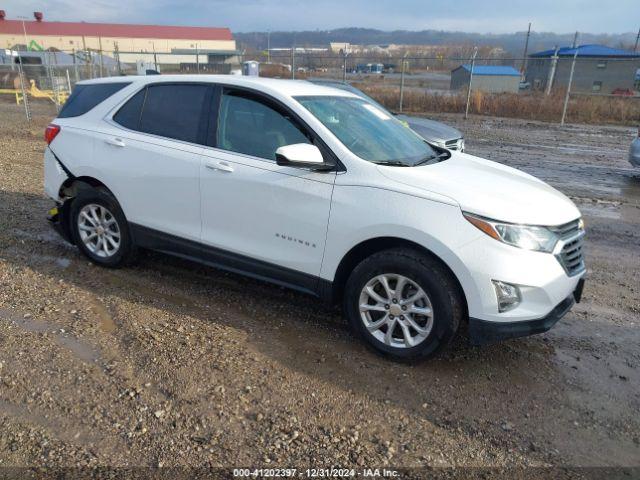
130;223;334;302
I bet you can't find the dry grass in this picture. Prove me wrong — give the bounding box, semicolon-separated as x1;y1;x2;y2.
358;84;640;125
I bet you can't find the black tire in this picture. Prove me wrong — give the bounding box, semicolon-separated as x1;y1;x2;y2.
343;248;463;361
69;187;135;268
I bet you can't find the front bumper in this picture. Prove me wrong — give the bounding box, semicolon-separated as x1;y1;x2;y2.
455;220;585;324
469;278;584;345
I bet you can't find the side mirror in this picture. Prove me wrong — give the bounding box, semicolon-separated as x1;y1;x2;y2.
275;143;332;170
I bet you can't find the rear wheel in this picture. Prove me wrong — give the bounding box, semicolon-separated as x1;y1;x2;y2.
344;248;463;361
69;188;135;267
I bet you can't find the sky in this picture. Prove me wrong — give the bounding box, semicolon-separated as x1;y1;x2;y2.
3;0;639;34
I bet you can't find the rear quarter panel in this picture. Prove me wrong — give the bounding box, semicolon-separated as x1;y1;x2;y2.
45;125;97;198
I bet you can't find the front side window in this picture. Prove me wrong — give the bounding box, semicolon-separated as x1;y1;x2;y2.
217;91;310;161
592;81;603;92
297;96;437;166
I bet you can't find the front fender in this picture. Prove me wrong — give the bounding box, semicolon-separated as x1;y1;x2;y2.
321;185;484;315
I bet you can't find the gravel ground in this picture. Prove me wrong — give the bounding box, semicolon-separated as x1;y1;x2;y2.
0;100;639;474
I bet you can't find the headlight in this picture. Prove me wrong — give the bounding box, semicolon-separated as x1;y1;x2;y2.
463;213;559;252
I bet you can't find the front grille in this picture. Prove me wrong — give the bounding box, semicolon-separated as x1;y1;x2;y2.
549;219;581;238
550;219;585;276
445;138;463;150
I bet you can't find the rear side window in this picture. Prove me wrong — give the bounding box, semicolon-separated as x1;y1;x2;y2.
113;89;146;130
137;84;210;143
58;82;130;118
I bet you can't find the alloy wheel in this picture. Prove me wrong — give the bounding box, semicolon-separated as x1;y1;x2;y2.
359;273;434;348
77;203;121;258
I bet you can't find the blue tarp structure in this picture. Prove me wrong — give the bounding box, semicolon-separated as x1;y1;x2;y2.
530;44;640;58
456;65;521;76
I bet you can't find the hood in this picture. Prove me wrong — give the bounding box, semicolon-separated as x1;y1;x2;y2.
377;152;581;226
396;114;462;143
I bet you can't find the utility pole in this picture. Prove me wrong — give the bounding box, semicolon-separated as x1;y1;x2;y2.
465;47;478;120
634;27;640;53
571;31;579;48
545;45;559;95
561;33;579;125
98;36;104;77
18;16;28;50
521;22;531;72
399;52;408;113
46;51;60;112
114;42;122;76
72;47;79;82
291;33;297;79
17;51;31;122
267;30;271;63
342;51;348;83
82;35;90;79
153;44;158;72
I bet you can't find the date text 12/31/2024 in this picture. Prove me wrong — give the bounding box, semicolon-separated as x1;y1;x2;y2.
233;468;400;478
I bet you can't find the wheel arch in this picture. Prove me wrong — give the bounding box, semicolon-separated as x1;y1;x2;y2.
55;177;120;246
58;176;116;199
329;236;469;318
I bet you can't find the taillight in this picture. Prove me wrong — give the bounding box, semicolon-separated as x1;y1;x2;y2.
45;124;61;145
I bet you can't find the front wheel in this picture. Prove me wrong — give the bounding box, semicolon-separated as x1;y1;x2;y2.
69;187;135;267
344;248;463;361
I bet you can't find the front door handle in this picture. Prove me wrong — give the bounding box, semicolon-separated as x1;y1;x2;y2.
205;161;234;173
105;137;125;147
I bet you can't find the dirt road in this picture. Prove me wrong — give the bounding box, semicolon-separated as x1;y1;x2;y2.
0;101;638;472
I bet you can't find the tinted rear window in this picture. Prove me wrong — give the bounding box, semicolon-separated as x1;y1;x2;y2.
138;84;210;143
113;89;146;130
58;82;130;118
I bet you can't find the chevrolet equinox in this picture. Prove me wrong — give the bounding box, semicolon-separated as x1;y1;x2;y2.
44;76;586;360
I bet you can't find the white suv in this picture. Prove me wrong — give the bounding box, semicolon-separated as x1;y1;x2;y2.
44;75;586;360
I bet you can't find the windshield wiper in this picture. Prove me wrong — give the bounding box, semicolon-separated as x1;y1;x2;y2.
414;151;449;166
371;160;410;167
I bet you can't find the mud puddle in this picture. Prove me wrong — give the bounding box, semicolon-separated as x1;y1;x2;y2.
0;308;102;366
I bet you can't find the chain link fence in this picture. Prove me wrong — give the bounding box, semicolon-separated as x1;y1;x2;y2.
1;49;639;125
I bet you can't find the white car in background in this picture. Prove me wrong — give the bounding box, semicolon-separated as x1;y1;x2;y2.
44;75;585;360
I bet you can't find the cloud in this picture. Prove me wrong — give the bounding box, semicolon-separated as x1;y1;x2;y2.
2;0;638;34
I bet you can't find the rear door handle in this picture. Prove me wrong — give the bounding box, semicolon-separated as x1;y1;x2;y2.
205;161;234;173
105;137;125;147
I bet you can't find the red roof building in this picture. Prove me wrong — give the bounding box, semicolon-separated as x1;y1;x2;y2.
0;19;233;41
0;14;236;55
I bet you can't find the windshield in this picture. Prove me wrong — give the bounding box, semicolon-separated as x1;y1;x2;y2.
296;95;437;166
309;80;389;112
